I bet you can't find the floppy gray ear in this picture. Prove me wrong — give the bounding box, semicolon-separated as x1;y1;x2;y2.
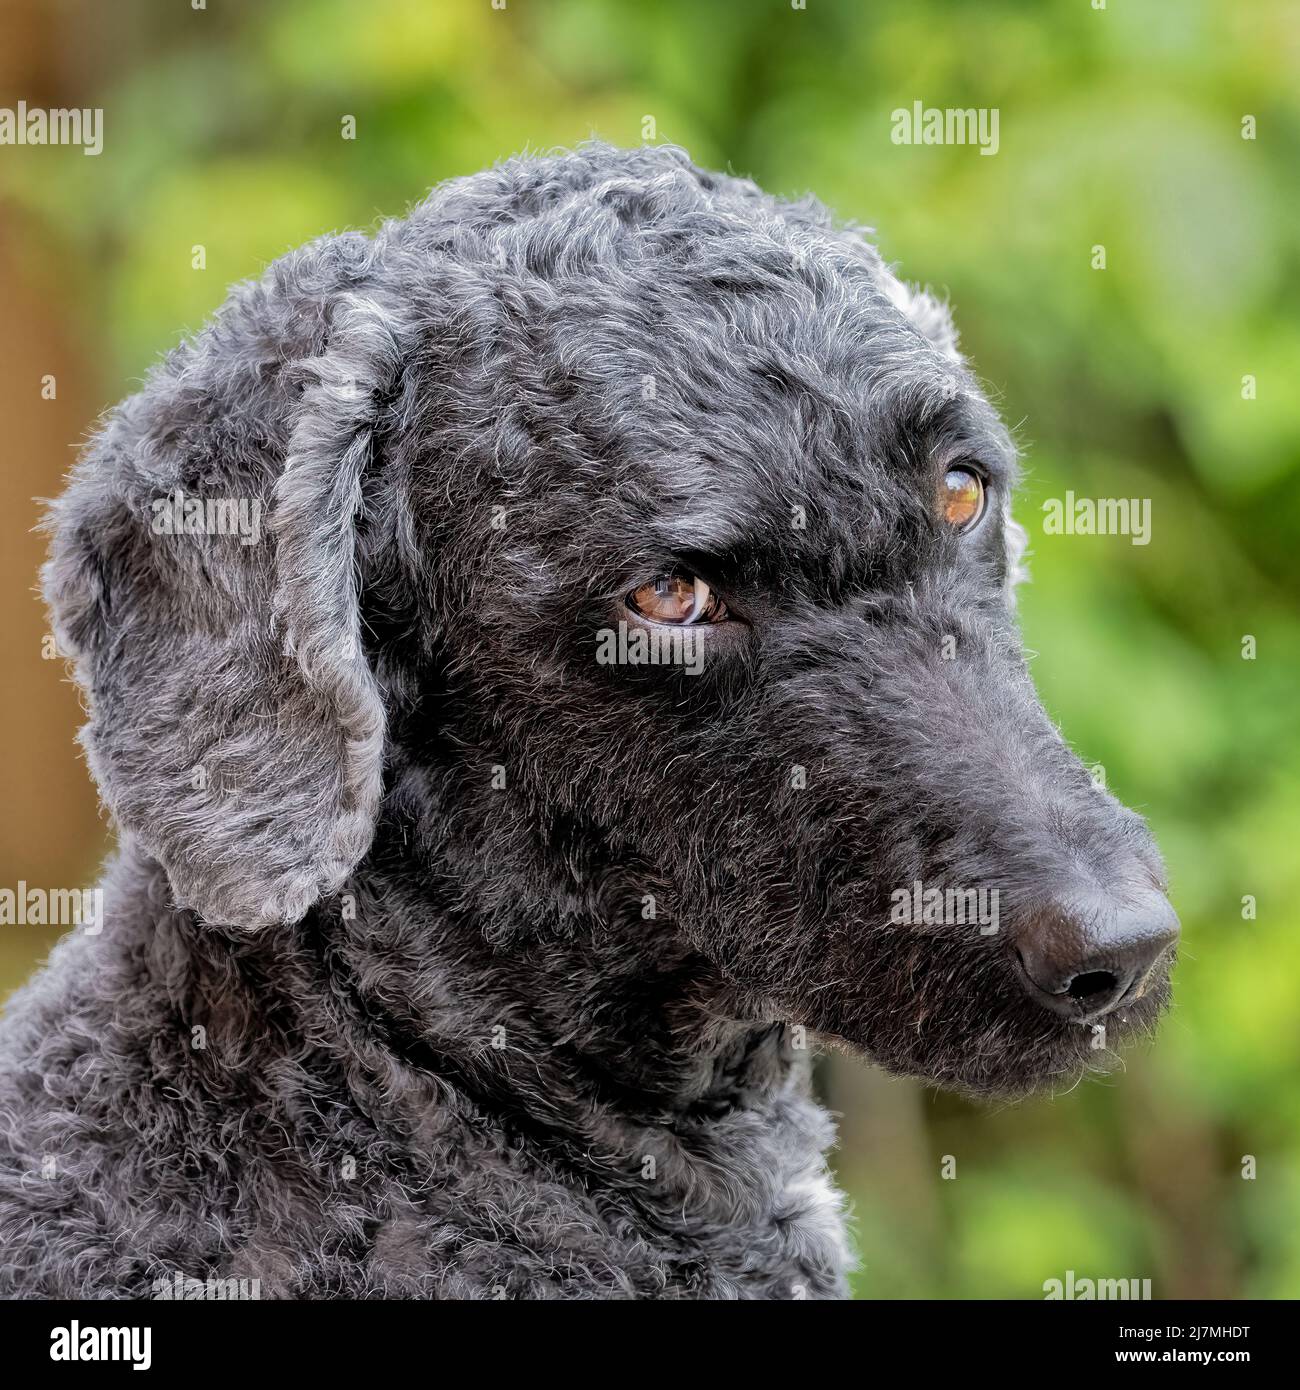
44;263;405;928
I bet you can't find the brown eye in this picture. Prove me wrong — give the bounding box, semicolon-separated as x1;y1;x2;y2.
941;466;986;532
628;574;727;625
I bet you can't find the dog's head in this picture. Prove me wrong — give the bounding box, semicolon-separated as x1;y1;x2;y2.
46;144;1176;1096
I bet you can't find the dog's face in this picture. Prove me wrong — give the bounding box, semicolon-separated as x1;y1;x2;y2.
382;157;1177;1098
48;145;1176;1098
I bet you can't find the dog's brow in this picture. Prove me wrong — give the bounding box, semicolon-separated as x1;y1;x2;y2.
655;510;756;558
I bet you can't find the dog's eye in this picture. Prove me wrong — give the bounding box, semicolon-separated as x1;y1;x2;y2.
628;574;727;625
941;466;986;532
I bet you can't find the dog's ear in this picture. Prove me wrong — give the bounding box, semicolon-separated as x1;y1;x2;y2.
44;251;408;928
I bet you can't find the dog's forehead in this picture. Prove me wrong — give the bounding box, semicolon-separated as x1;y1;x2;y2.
397;148;1017;591
533;253;1012;562
489;219;993;438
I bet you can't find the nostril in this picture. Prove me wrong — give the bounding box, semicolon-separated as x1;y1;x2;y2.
1066;970;1119;1002
1011;885;1178;1019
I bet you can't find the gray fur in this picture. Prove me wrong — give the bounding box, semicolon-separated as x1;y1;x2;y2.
0;143;1171;1299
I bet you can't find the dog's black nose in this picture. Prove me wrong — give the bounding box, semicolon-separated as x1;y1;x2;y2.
1012;888;1179;1022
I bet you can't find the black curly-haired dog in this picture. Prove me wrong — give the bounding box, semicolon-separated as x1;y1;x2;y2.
0;143;1178;1299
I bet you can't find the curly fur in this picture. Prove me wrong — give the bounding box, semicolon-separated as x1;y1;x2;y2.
0;142;1173;1299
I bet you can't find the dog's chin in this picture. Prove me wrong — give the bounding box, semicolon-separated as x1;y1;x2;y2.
819;973;1172;1101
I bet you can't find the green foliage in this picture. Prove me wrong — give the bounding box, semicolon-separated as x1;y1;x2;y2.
5;0;1296;1298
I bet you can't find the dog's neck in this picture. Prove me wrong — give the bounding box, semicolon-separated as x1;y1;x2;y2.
304;823;849;1289
316;813;802;1127
124;800;849;1293
275;749;802;1117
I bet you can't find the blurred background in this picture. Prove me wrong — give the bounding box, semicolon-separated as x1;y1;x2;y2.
1;0;1296;1299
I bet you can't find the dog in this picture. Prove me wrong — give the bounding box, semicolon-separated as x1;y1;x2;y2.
0;142;1178;1300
